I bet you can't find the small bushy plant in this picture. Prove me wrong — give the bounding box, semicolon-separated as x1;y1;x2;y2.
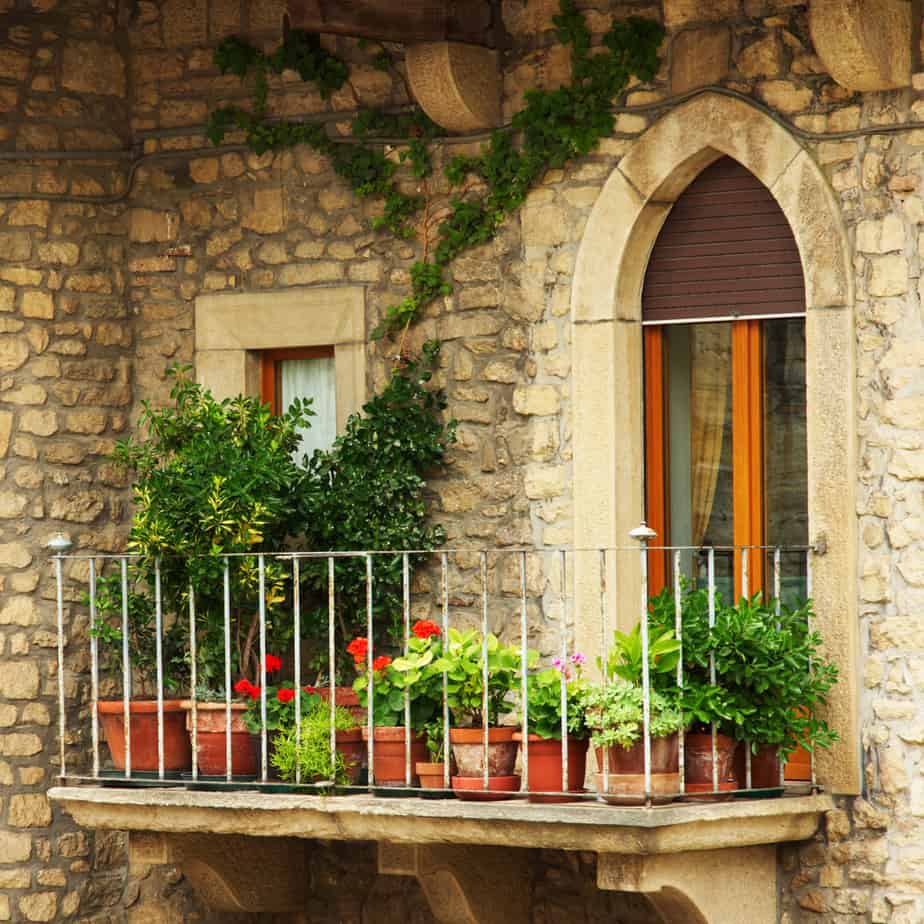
583;681;682;751
270;697;357;785
522;655;589;741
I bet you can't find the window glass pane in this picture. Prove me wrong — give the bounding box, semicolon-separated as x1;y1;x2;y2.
763;317;808;603
665;322;734;599
279;356;336;461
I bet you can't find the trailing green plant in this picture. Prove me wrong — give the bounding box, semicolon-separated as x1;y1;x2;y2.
270;696;357;785
522;655;589;741
583;680;682;752
297;341;455;668
648;584;839;757
205;3;664;341
433;628;538;728
110;365;313;688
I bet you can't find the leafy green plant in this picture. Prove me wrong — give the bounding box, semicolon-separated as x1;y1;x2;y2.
604;624;681;688
582;681;682;752
111;365;312;688
649;585;839;757
205;3;664;342
297;342;455;667
522;657;589;741
270;696;357;784
432;628;537;727
350;619;444;728
422;715;446;762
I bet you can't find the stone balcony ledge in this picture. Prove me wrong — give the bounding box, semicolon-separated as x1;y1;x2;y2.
49;785;832;855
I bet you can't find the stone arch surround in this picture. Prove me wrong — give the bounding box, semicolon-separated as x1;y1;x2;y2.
570;92;859;794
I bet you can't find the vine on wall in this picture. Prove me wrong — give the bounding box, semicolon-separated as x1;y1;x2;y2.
207;1;664;343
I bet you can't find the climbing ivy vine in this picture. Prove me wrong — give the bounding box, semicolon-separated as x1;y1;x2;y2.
207;1;664;343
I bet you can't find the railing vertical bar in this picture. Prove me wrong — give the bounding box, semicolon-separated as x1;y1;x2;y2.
89;558;99;780
638;533;652;804
403;552;411;788
258;554;268;783
481;550;489;792
223;558;232;782
121;557;131;779
366;554;375;787
708;547;717;794
741;546;749;599
520;551;529;794
154;558;164;781
674;549;684;795
189;582;198;782
559;549;568;796
806;548;817;790
324;557;333;789
600;549;609;795
442;553;450;790
774;547;782;625
295;558;304;784
55;553;67;779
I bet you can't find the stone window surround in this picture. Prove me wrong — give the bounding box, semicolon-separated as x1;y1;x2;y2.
570;93;859;795
193;286;366;430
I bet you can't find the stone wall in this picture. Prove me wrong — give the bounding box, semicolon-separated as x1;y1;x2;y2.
3;0;924;920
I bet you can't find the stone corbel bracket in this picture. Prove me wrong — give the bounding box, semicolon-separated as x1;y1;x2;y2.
379;842;530;924
405;42;501;133
809;0;915;91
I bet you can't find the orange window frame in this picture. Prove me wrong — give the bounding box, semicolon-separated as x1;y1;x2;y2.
260;346;335;415
644;319;765;601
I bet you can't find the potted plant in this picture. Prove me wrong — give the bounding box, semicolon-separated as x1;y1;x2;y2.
351;619;444;786
514;654;590;803
714;597;839;791
584;623;683;803
416;716;452;791
433;628;536;799
270;696;360;786
110;367;312;778
90;569;192;774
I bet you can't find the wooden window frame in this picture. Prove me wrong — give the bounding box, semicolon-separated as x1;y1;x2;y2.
644;318;769;600
260;346;336;416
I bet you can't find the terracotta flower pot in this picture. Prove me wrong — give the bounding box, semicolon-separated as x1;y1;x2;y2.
362;726;428;786
449;726;518;778
592;732;680;804
181;701;257;777
513;733;588;803
733;743;783;791
683;732;739;800
416;761;449;790
451;774;520;801
318;686;367;725
336;728;364;784
97;700;192;772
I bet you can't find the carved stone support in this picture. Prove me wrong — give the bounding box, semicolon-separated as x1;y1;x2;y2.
405;42;501;133
597;846;778;924
809;0;912;91
378;842;530;924
129;833;308;913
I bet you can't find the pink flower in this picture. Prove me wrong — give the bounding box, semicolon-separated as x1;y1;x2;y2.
570;653;586;666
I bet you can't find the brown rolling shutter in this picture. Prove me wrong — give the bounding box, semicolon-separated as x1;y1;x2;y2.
642;156;806;324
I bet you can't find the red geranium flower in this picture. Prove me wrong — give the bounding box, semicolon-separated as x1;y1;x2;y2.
234;678;255;698
347;637;368;665
412;620;441;640
265;653;283;673
276;688;295;704
371;655;392;673
303;686;318;695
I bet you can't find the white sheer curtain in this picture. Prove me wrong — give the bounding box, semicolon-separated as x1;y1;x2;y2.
280;356;337;461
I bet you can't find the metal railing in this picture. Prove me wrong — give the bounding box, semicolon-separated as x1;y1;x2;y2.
52;529;822;804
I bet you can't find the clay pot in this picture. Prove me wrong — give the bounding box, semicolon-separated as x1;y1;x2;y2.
449;727;519;778
513;733;588;803
733;743;783;791
97;700;192;772
451;774;520;801
683;732;739;800
592;732;680;804
181;701;256;777
336;728;364;784
318;686;367;725
362;726;428;786
416;761;449;790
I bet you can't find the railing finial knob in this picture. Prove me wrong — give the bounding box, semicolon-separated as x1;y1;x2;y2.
629;522;657;542
47;533;73;553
